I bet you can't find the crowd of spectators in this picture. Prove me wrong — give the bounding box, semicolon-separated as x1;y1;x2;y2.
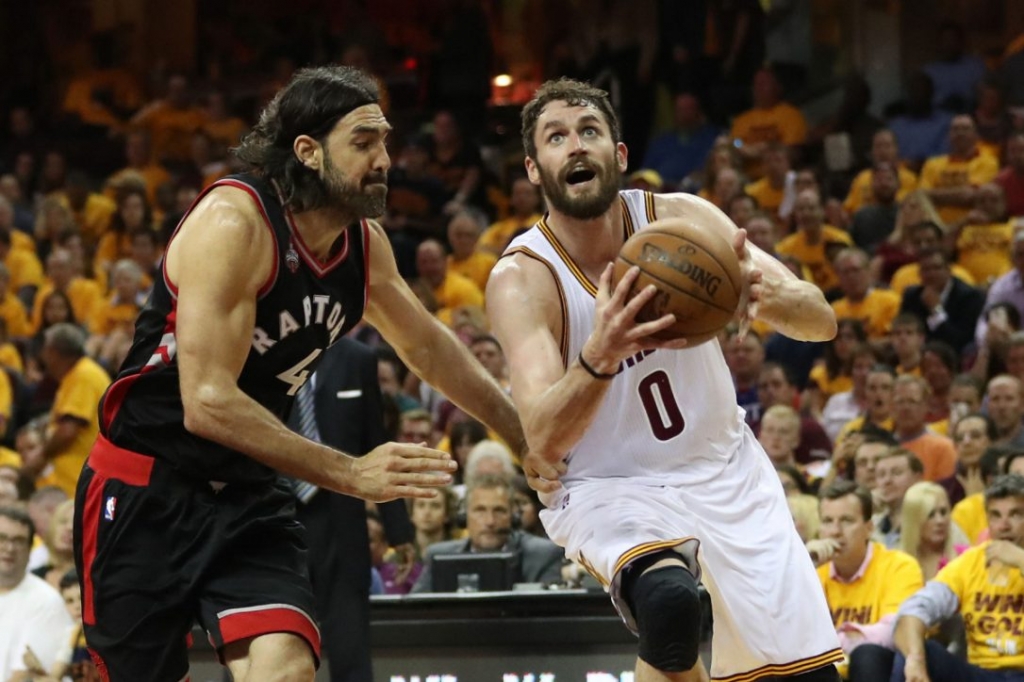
3;1;1024;679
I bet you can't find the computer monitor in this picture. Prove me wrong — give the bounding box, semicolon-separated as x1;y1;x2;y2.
430;551;517;593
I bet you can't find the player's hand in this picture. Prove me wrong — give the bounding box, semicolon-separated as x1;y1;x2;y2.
350;442;456;502
903;653;931;682
523;450;567;494
986;540;1024;571
584;264;687;372
806;538;840;566
732;229;763;340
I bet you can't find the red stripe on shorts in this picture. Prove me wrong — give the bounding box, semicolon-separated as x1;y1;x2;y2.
218;605;321;661
81;471;107;625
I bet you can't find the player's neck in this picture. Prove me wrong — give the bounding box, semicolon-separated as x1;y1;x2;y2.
290;207;354;261
544;203;625;271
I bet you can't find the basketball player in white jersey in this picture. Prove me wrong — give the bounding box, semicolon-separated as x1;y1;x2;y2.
487;79;844;682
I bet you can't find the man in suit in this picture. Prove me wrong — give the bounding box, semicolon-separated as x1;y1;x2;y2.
287;337;416;682
411;474;564;592
899;247;985;355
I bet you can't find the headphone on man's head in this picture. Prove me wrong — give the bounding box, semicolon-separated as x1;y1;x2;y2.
455;483;522;530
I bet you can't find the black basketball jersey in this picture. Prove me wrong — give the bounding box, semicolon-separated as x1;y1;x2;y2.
99;173;368;483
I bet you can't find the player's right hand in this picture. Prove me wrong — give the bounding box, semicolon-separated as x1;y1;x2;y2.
351;442;456;502
523;450;567;494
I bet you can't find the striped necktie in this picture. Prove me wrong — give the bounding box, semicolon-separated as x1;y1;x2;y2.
292;378;320;503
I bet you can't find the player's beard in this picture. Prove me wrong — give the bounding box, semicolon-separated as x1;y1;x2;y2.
537;155;621;220
322;153;388;219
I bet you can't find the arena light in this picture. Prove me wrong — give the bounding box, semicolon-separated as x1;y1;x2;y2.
493;74;513;88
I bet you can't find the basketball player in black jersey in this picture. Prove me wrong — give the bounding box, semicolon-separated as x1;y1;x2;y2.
72;66;541;682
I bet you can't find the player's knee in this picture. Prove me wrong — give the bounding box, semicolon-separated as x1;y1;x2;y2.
626;563;702;673
251;656;315;682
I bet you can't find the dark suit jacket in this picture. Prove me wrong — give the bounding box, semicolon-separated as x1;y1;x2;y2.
899;277;985;354
410;530;565;593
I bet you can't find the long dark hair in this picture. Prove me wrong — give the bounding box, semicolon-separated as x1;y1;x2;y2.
233;65;379;212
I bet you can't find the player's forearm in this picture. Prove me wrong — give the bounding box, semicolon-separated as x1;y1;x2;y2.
892;616;928;658
182;384;360;494
756;277;837;341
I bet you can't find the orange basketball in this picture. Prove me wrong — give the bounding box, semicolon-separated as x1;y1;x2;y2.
613;218;742;345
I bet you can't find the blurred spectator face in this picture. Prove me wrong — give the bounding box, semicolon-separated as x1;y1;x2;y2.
0;479;16;505
752;69;782;108
120;192;147;231
377;360;401;396
113;267;141;301
728;195;757;228
974;183;1006;222
61;583;82;622
126;132;150;167
948;115;978;157
1007;345;1024;381
1007;135;1024;173
893;381;928;433
510;178;541;217
890;322;924;361
871;164;899;203
447;214;480;259
411;496;449;535
130;231;159;270
910;223;940;252
0;200;12;231
871;130;899;164
875;454;921;508
949;383;981;416
987;377;1024;433
794;171;819;197
0;514;32;587
764;148;789;180
758;412;798;463
0;175;21;204
726;333;764;381
864;370;894;421
45;153;68;190
43;294;72;327
167;75;190;109
819;494;872;564
0;466;16;487
834;251;870;299
415;241;447;288
512;488;540;533
918;252;950;291
921;350;954;397
938;25;965;62
50;502;74;553
921;493;951;548
757;365;796;409
744;216;775;253
46;250;75;288
986;495;1024;546
466;485;513;551
673;93;702;130
399;417;433;444
953;415;991;467
366;516;388;566
713;168;742;204
794;190;824;232
8;107;32;137
470;339;506;381
433;111;459;147
853;442;889;489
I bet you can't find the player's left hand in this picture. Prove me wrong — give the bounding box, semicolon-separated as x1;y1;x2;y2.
523;450;567;494
732;229;763;339
986;540;1024;571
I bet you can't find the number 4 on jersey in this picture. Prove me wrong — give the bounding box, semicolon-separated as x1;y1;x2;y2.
277;349;322;395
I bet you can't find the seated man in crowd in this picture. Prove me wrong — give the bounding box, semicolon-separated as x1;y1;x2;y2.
412;475;564;593
755;361;833;464
815;481;925;682
872;449;925;548
892;474;1024;682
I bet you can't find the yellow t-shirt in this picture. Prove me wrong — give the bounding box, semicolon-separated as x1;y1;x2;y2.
831;288;901;340
730;103;808;178
836;416;894;443
89;294;142;336
952;493;988;545
918;152;1000;225
956;221;1014;286
478;214;542;255
817;542;924;626
37;357;111;496
744;177;785;217
889;263;976;295
58;193;117;244
775;225;853;291
447;252;497;294
934;543;1024;670
0;342;24;374
842;167;918;214
0;292;30;338
809;363;853;402
0;446;21;469
5;247;44;292
203;117;248;150
8;230;35;256
134;105;207;163
433;271;484;312
31;278;104;333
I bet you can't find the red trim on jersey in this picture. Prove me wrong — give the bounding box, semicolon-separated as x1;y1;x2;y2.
162;178;280;300
361;219;371;310
100;374;142;433
87;648;110;681
81;469;106;625
88;435;155;487
218;606;321;661
283;207;350;278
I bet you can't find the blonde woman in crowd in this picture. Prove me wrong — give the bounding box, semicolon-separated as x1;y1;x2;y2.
871;190;945;285
898;481;966;580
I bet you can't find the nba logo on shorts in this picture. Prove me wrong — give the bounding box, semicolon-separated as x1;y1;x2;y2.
104;496;117;521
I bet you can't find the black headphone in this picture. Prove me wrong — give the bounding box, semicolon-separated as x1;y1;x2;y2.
455;487;522;530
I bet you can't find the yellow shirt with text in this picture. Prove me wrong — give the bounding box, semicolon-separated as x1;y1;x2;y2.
918;152;999;225
956;221;1014;286
775;225;852;292
831;289;901;340
934;543;1024;669
817;542;924;626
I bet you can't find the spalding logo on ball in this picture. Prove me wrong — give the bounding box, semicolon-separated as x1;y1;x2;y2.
613;218;742;346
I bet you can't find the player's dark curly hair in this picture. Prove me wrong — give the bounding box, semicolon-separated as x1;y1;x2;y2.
520;78;621;161
233;65;379;212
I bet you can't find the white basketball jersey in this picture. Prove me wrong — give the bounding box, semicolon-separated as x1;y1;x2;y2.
504;190;746;486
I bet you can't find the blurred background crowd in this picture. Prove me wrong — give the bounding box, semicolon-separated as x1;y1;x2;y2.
3;0;1024;680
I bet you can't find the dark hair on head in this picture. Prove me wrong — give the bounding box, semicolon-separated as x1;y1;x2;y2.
892;312;925;334
954;412;998;443
59;567;78;592
922;340;957;374
774;463;810;495
916;245;949;265
520;78;621;160
759;361;798;389
819;480;873;521
449;419;488;450
111;187;153;235
985;473;1024;507
910;221;943;241
879;447;924;476
234;65;379;212
0;505;34;547
951;372;984;396
823;319;868;380
469;333;502;351
1002;447;1024;476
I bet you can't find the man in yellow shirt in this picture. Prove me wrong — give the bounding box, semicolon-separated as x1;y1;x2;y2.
130;74;206;165
831;248;901;340
30;249;103;333
105;131;172;207
776;189;852;292
478;177;543;256
744;142;791;220
919;115;999;226
889;221;975;295
0;263;30;339
955;183;1015;287
0;229;44;300
415;239;484;322
731;67;808;179
58;172;116;246
20;324;111;496
816;480;925;681
446;209;497;292
893;474;1024;681
843;129;918;214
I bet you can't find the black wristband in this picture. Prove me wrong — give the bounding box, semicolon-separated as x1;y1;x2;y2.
578;351;617;380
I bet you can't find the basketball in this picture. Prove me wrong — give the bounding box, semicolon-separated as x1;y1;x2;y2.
613;218;742;345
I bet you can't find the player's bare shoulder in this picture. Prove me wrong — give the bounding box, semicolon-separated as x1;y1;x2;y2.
653;192;733;227
487;250;563;335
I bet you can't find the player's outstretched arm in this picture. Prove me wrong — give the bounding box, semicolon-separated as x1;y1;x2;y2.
655;193;837;342
361;220;527;454
486;252;683;467
170;189;453;502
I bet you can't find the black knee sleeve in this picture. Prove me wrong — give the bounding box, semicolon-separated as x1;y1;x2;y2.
624;561;702;673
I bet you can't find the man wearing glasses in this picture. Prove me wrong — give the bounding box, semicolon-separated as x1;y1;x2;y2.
0;506;73;680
